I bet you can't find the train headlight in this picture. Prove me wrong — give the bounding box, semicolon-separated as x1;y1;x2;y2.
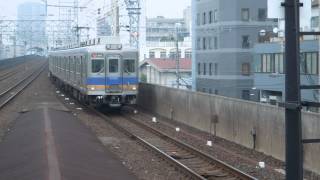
132;86;137;91
90;87;96;91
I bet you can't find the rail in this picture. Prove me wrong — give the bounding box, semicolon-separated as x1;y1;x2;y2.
0;62;47;109
89;107;256;180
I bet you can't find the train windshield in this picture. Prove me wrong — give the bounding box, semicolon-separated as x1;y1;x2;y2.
92;59;105;73
123;59;135;74
109;59;119;73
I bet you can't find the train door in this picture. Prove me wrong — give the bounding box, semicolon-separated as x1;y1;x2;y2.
67;57;70;82
106;55;122;92
73;56;77;83
76;57;81;86
80;56;84;88
70;57;74;83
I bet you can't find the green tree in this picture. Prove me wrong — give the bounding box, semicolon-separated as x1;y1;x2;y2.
140;73;147;83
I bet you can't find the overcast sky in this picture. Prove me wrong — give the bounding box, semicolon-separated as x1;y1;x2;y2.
146;0;191;18
0;0;191;18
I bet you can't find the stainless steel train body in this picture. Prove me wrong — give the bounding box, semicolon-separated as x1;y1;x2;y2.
48;44;138;107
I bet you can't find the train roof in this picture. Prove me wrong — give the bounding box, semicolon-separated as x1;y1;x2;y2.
48;44;138;56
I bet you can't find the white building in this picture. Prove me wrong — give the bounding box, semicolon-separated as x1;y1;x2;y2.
144;38;192;59
140;7;192;61
139;58;192;89
16;2;46;49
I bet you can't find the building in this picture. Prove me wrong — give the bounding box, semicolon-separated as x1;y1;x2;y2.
193;0;276;98
96;15;112;37
252;0;320;111
184;6;192;34
16;2;46;49
142;8;192;60
253;40;320;109
145;39;192;59
146;16;190;43
139;58;192;89
311;0;320;31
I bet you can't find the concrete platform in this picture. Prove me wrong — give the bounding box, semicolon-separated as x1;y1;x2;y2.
0;107;137;180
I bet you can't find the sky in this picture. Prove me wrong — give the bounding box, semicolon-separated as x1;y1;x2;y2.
0;0;191;19
145;0;191;18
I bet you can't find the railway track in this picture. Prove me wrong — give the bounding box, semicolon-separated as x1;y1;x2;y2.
0;62;47;109
0;59;40;82
0;69;19;82
90;108;256;180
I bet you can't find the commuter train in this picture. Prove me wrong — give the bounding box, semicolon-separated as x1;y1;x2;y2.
48;40;139;107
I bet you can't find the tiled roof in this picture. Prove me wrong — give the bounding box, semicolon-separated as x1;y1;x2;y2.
144;58;191;70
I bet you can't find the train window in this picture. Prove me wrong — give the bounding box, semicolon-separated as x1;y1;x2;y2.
92;59;105;73
109;59;119;73
123;59;135;73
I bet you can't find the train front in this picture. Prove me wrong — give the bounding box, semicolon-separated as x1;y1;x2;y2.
87;47;138;108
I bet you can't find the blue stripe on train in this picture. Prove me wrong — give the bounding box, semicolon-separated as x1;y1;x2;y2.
86;77;139;85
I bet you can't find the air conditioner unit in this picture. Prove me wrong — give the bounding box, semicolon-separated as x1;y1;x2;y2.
260;97;267;102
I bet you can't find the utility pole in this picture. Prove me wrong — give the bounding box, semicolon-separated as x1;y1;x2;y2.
111;0;120;36
124;0;141;49
283;0;303;179
175;24;180;89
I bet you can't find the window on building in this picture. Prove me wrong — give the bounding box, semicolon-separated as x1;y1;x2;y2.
197;37;201;50
169;52;175;59
242;90;250;100
302;52;319;75
208;37;213;49
209;63;213;75
279;54;284;73
311;16;319;28
160;51;166;58
266;54;272;72
262;54;267;72
259;53;283;73
241;63;250;76
214;89;219;95
169;50;181;59
202;88;206;93
185;51;192;59
203;63;207;75
311;53;318;74
203;12;206;25
197;13;200;26
300;53;306;73
203;37;207;50
214;9;218;22
214;63;218;75
274;53;284;73
209;11;213;24
255;56;262;73
241;8;250;21
209;89;212;94
258;8;266;21
198;63;201;75
242;35;250;48
149;51;155;58
214;37;218;49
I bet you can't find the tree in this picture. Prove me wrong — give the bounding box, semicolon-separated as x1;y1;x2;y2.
140;73;147;83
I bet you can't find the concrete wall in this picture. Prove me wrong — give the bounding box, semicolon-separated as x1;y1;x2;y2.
138;83;320;173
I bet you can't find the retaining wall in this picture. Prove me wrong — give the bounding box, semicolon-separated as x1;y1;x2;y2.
137;83;320;173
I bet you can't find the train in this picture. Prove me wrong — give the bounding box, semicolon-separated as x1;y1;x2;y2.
48;38;139;107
